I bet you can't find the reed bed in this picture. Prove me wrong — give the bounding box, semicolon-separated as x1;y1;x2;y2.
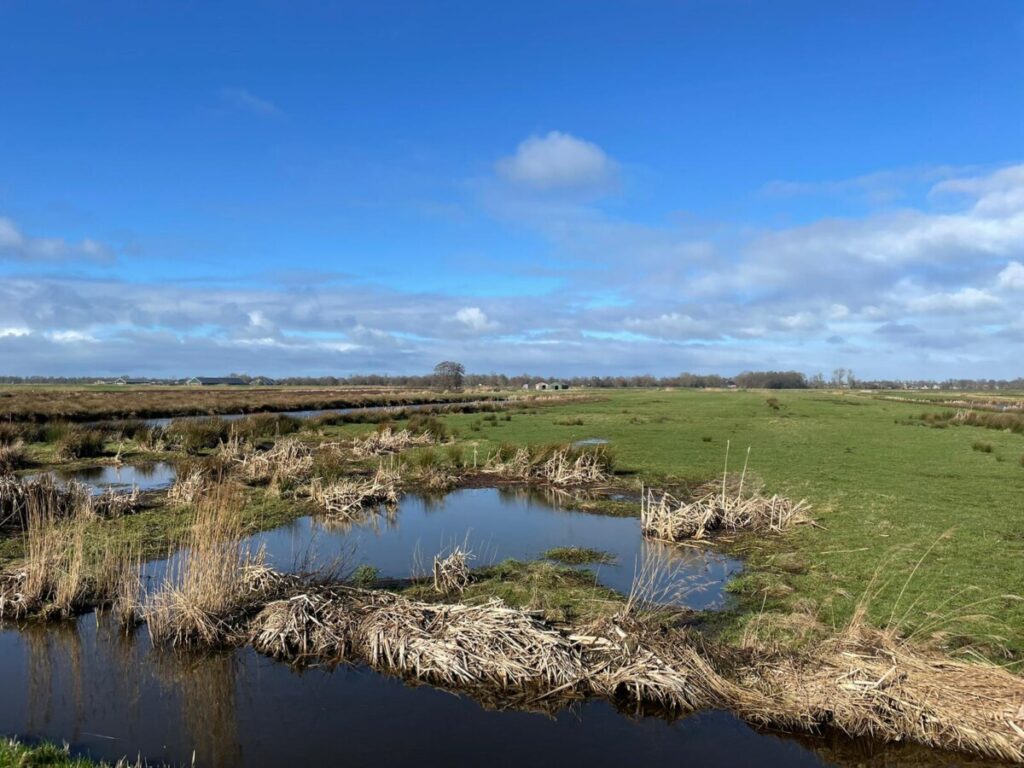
0;474;90;532
352;427;434;457
307;463;401;519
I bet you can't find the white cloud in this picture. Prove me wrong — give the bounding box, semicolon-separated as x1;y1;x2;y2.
47;330;98;343
906;287;1000;313
0;327;31;338
453;306;496;332
496;131;615;189
997;261;1024;290
0;216;114;263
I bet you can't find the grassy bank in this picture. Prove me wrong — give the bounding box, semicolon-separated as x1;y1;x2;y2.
0;738;134;767
434;388;1024;658
0;384;508;422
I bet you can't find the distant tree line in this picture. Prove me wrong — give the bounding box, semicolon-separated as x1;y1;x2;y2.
2;371;1022;391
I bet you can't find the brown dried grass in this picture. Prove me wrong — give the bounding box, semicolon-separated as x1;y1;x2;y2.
433;547;473;595
307;462;401;519
352;427;433;457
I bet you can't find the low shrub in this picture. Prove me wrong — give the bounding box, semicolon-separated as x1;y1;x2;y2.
55;427;106;460
972;440;994;453
166;417;230;454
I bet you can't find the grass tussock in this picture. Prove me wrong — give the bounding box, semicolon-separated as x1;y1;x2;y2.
542;546;616;565
54;427;106;460
973;440;994;453
920;408;1024;435
165;417;230;454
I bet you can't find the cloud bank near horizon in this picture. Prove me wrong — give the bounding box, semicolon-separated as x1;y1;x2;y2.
1;134;1022;379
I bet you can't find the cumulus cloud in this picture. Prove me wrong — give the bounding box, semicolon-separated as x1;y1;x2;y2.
496;131;616;190
453;307;497;332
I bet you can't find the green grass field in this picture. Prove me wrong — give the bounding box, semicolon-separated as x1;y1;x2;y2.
436;389;1024;657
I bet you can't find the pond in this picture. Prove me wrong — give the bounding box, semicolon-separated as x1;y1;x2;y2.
155;487;742;611
0;618;833;768
26;462;178;495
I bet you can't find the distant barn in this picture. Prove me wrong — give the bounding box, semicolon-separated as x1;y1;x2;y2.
185;376;249;386
534;382;569;391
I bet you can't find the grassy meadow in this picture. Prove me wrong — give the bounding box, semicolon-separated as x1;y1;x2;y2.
429;389;1024;657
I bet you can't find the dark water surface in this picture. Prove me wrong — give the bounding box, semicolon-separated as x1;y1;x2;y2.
0;619;833;768
28;462;178;494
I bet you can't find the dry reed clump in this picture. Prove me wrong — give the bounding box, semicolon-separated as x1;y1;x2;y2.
0;440;28;473
433;547;473;595
236;438;314;483
733;625;1024;764
307;463;401;519
640;446;810;541
91;486;141;518
167;468;209;505
0;501;91;619
147;486;286;648
0;474;91;532
640;487;811;541
485;445;613;486
352;427;434;458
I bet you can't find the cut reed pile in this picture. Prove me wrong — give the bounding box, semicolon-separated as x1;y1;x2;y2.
307;463;400;519
433;547;472;595
352;427;433;457
236;438;314;483
575;617;741;713
733;624;1024;764
250;587;587;693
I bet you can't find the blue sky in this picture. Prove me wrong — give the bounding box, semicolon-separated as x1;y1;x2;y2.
1;1;1022;378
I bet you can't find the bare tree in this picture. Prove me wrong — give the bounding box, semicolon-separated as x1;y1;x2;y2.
433;361;465;390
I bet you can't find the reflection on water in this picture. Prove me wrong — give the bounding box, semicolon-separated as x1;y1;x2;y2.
27;462;177;495
1;617;993;768
0;617;837;768
241;487;741;610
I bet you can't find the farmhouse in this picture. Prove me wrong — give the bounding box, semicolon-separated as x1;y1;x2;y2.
535;382;569;391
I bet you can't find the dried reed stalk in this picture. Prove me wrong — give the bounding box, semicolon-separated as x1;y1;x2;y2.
352;428;433;457
307;463;400;519
433;547;473;595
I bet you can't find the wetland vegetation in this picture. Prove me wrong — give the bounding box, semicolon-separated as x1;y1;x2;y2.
0;384;1021;766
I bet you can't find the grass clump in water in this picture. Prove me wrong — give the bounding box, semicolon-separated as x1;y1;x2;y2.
542;546;616;565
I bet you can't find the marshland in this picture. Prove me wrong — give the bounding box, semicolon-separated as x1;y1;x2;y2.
0;385;1022;767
